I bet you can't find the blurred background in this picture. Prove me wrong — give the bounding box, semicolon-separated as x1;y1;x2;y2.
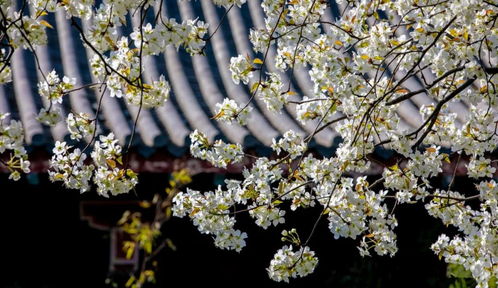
1;172;464;288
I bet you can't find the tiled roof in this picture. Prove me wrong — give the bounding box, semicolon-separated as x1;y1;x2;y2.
1;0;470;158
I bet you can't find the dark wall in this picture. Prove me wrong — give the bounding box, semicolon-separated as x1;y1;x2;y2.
0;174;108;288
0;173;456;288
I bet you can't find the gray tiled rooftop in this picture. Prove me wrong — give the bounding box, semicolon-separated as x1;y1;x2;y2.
2;0;470;156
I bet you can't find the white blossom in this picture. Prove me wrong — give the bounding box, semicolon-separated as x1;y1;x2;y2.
36;107;62;126
49;133;137;196
214;98;252;125
37;70;75;104
271;130;306;159
189;130;244;168
66;112;95;140
0;113;30;180
267;245;318;282
467;156;496;179
229;55;254;85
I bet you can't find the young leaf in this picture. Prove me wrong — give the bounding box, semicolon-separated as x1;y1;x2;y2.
253;58;264;65
39;20;53;29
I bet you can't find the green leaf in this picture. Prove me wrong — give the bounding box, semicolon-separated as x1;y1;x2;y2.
272;200;283;205
358;41;369;48
39;20;53;29
489;276;497;288
253;58;264;65
250;82;260;93
125;276;136;288
106;159;116;168
165;207;172;219
165;238;177;251
36;10;48;17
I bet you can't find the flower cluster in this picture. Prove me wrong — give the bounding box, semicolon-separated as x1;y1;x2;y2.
29;0;57;13
427;189;497;288
0;66;10;84
189;130;244;168
7;14;48;49
258;72;287;112
172;187;247;252
323;177;398;256
478;180;498;211
249;205;286;229
0;54;11;84
229;55;254;85
214;98;252;125
0;113;30;181
267;245;318;282
66;112;95;140
431;232;497;288
173;0;498;283
84;4;120;53
467;156;496;179
130;75;171;108
130;19;209;56
49;133;137;196
29;0;92;19
36;107;62;126
59;0;93;19
49;141;93;192
271;130;306;159
212;0;247;9
89;39;171;108
173;156;287;246
382;164;418;203
91;133;138;197
407;146;446;179
37;70;76;104
295;96;326;124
